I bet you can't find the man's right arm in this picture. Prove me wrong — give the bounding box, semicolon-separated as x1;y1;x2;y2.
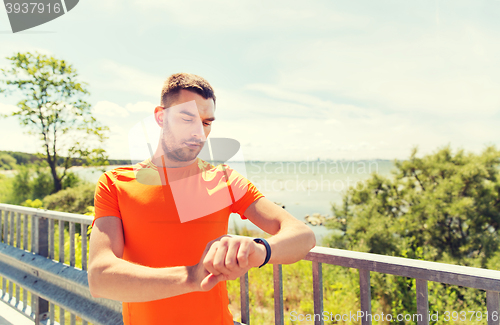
87;216;220;302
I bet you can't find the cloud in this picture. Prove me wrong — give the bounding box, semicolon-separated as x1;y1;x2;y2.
93;101;129;117
270;25;500;117
125;101;156;113
132;0;365;31
94;60;164;98
206;82;500;161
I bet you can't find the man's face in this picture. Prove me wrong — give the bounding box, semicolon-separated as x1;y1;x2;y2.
158;89;215;163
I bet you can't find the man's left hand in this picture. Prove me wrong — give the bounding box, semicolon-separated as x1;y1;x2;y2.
202;235;267;281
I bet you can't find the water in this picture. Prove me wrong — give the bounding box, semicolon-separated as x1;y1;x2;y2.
71;160;395;243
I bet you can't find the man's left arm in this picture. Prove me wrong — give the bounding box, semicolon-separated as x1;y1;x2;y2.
243;197;316;265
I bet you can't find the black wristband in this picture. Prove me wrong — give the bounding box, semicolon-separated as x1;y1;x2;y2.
253;238;271;268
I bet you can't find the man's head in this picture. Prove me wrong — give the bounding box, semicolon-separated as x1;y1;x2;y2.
154;73;216;166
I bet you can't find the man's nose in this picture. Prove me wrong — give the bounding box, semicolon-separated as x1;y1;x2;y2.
191;119;206;141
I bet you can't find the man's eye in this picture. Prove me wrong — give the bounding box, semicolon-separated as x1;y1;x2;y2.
204;122;212;126
183;119;193;122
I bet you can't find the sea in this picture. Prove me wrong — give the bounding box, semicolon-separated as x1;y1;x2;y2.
73;159;395;243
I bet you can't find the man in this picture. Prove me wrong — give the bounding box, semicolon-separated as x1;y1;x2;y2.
88;73;316;325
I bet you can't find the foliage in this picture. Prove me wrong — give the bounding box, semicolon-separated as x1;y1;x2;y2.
6;166;72;204
31;167;55;199
61;171;81;189
0;174;14;203
0;150;44;165
0;152;17;170
324;145;500;320
0;150;131;168
43;183;95;214
20;198;44;208
0;51;109;192
11;165;33;204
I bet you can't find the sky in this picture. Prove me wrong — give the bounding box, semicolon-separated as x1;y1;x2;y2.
0;0;499;161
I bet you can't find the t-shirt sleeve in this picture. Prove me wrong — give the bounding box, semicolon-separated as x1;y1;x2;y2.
225;166;264;219
93;172;122;226
231;181;264;219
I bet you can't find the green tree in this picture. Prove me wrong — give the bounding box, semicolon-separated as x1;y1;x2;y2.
0;51;109;193
324;145;500;319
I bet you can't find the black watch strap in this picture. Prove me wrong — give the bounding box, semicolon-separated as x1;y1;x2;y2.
253;238;271;268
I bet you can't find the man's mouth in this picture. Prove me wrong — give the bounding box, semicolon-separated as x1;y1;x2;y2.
184;142;202;149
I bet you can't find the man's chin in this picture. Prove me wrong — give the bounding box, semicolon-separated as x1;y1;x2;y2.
167;149;200;162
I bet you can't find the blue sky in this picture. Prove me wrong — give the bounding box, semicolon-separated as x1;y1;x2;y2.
1;0;499;161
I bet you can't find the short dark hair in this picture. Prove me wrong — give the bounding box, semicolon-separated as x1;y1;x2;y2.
160;73;216;108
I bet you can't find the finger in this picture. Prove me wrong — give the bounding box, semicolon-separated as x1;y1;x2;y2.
200;273;223;291
236;240;251;269
225;240;240;272
203;242;221;275
213;238;230;275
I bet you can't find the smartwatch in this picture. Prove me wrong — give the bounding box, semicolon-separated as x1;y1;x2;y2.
253;238;271;268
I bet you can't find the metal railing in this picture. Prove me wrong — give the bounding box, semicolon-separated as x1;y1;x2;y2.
1;203;500;325
0;203;121;325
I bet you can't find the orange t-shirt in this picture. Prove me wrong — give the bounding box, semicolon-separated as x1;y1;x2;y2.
93;158;264;325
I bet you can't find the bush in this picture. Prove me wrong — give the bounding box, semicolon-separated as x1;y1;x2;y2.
62;171;80;189
4;166;84;205
21;199;44;208
11;166;32;204
0;174;14;203
32;168;55;199
43;183;95;214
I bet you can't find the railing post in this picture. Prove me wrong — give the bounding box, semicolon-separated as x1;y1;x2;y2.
23;214;28;251
312;261;323;325
69;222;75;267
359;269;371;325
240;272;249;325
9;210;14;246
416;278;429;325
35;216;49;325
49;219;55;260
487;291;500;325
1;210;7;244
273;264;284;325
16;212;21;248
81;223;87;270
59;220;65;263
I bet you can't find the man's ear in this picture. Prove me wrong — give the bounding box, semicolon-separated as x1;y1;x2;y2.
154;106;165;127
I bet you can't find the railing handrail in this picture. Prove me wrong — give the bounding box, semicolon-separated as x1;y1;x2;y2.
306;246;500;291
0;203;93;225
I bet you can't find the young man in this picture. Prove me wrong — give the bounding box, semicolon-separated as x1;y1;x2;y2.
88;73;316;325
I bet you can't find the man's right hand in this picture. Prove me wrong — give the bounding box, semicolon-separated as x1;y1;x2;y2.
187;237;225;292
